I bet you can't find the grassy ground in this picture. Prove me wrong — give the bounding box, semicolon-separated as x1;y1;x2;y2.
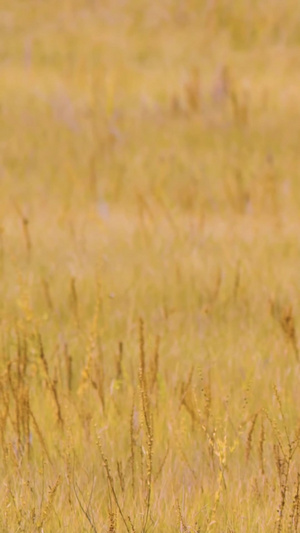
2;1;300;531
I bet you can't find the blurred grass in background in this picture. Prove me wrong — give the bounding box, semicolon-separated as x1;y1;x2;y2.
1;1;300;531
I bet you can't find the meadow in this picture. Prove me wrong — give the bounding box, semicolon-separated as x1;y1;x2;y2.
2;1;300;531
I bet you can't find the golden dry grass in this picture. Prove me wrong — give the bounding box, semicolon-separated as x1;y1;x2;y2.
2;1;300;531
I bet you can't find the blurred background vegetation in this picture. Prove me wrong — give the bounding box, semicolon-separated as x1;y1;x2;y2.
1;1;300;531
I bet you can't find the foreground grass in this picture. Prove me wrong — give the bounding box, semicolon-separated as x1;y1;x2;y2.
2;1;300;531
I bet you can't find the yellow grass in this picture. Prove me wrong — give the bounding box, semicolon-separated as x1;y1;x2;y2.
2;1;300;531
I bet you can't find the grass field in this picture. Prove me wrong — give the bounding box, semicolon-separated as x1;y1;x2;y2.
2;1;300;531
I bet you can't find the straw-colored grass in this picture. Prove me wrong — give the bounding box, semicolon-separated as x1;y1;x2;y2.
1;1;300;531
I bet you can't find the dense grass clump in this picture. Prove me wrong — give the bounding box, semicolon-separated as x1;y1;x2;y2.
2;1;300;531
